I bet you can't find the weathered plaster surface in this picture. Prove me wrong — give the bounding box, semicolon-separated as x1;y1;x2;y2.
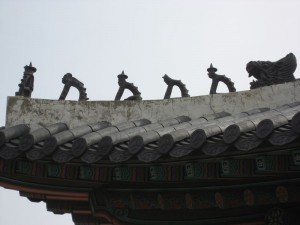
6;80;300;130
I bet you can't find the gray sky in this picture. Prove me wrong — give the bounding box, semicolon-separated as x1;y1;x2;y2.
0;0;300;224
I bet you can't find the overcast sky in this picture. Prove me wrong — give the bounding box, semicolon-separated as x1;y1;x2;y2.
0;0;300;224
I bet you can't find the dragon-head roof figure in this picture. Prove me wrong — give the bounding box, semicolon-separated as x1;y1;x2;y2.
247;53;297;89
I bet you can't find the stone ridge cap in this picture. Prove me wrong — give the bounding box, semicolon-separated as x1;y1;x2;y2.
6;79;300;130
6;79;300;103
8;94;210;103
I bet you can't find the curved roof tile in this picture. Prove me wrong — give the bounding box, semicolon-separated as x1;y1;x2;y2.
0;103;300;163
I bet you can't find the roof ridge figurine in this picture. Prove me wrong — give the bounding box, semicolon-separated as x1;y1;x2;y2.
13;53;298;101
247;53;297;89
15;62;36;97
207;63;236;94
58;73;89;101
163;74;190;99
115;70;142;100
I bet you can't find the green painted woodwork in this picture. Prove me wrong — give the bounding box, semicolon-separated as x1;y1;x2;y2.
113;167;131;181
47;164;62;177
149;166;165;181
184;162;204;179
256;156;273;172
79;166;95;180
221;159;240;176
15;160;32;175
292;150;300;165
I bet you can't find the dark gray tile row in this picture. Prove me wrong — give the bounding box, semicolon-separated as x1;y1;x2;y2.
0;102;300;163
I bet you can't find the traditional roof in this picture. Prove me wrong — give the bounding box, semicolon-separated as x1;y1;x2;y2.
1;102;300;164
1;80;300;225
